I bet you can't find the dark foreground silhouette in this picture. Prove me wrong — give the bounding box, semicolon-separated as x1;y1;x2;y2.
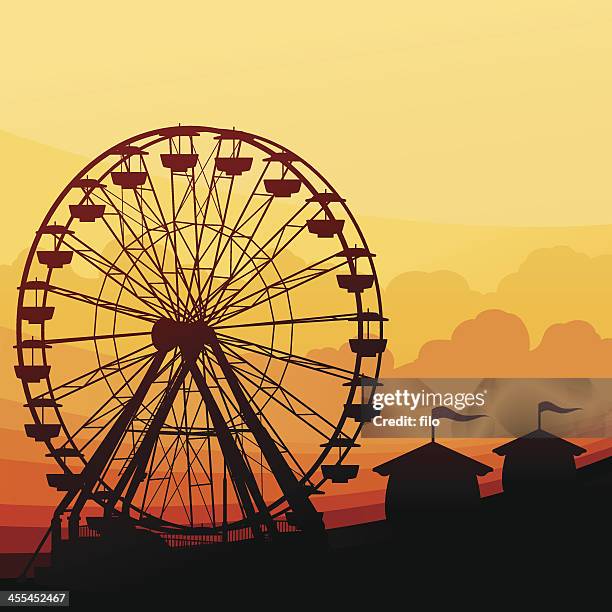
1;455;610;608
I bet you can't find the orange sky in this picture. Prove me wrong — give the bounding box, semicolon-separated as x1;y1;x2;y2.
3;1;612;559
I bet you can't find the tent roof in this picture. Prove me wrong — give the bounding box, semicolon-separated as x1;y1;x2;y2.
492;429;586;457
373;441;493;477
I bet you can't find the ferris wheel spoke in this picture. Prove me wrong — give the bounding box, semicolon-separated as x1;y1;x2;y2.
140;432;186;518
160;443;214;527
61;232;176;318
207;391;279;526
196;154;299;322
218;343;339;434
187;358;274;536
209;255;346;325
230;432;277;485
203;194;312;314
216;349;344;481
202;356;279;475
215;312;362;330
95;377;176;481
90;353;184;514
198;357;242;436
202;339;323;530
197;159;273;313
141;412;216;529
142;159;207;318
207;240;345;325
200;351;282;508
36;343;156;403
202;355;260;442
195;197;269;272
136;156;176;227
63;231;168;311
171;170;202;222
172;190;202;261
206;370;314;510
49;352;157;420
197;162;245;319
193;140;224;224
97;184;190;317
190;150;231;294
204;350;314;480
54;352;163;457
183;222;250;323
101;386;170;473
185;439;216;518
107;361;190;516
135;185;201;315
203;157;323;315
99;206;189;318
44;330;151;345
167;202;208;319
100;182;166;254
104;350;182;474
108;196;189;318
191;364;263;525
96;186;163;231
155;435;191;524
183;157;275;324
179;388;219;500
204;404;217;527
183;167;210;323
171;138;223;243
45;284;158;323
67;351;168;533
157;364;212;524
210;163;298;291
215;332;354;379
98;185;179;279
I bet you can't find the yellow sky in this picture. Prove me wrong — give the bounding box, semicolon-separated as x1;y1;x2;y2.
2;1;612;225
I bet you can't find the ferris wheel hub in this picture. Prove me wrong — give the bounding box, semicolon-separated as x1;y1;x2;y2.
151;317;215;353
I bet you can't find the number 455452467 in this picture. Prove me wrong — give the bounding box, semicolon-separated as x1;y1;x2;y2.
2;592;68;606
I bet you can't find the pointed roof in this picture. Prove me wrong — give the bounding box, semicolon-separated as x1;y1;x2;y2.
492;429;586;457
373;441;493;477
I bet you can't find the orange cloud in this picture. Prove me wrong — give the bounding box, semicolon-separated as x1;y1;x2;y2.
397;309;612;377
382;247;612;364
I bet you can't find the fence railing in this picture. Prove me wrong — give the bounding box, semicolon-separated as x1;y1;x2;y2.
78;519;297;548
78;524;99;540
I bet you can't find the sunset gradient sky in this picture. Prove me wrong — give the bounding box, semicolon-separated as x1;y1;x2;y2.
2;1;612;559
2;1;612;226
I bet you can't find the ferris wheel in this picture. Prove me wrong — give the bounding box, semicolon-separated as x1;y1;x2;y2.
15;126;386;543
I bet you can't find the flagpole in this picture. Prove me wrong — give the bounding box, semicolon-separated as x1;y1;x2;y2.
431;419;435;443
537;405;542;430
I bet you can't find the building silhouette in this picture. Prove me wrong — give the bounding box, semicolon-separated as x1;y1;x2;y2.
373;441;492;522
493;429;586;499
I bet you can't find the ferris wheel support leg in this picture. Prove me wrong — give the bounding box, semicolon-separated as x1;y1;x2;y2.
188;358;276;540
102;362;190;518
67;352;166;540
209;337;325;536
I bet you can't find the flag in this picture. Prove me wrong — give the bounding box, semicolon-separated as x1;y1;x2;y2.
538;401;581;414
431;405;487;422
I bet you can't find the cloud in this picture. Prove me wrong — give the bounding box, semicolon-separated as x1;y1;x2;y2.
383;246;612;364
396;310;612;377
384;270;483;364
494;246;612;343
